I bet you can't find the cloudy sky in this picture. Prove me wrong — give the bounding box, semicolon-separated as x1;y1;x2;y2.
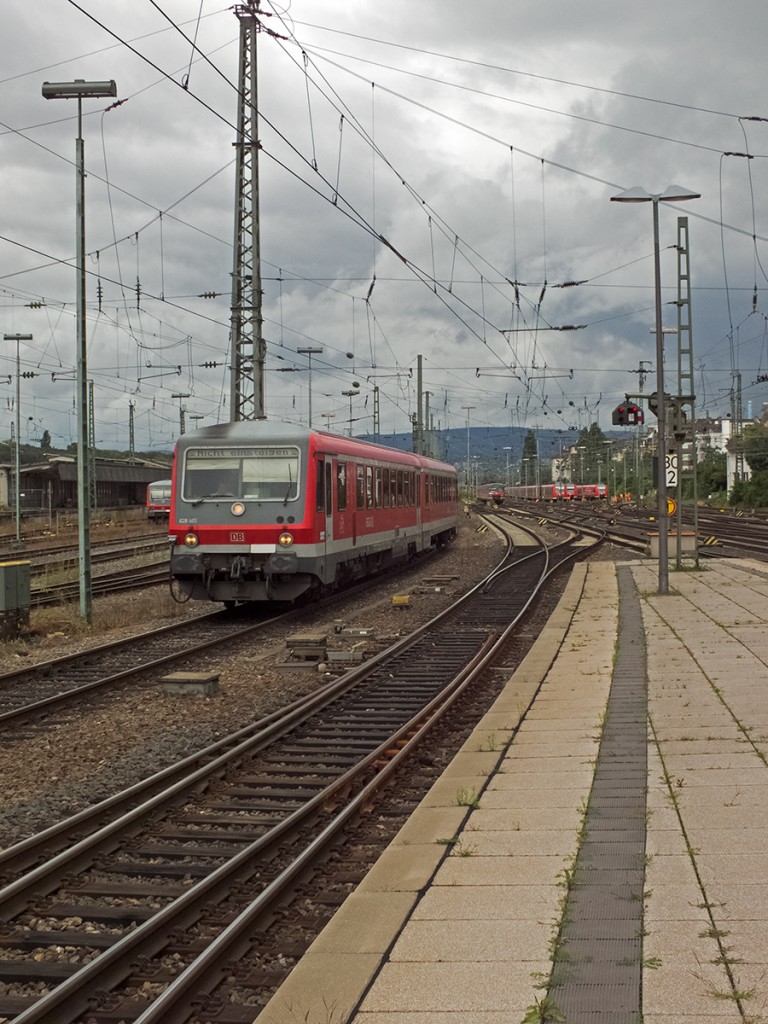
2;0;767;453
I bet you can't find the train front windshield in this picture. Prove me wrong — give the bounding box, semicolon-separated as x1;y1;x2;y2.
181;446;300;503
148;482;171;504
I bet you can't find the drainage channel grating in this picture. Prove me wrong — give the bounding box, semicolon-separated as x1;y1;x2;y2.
548;564;647;1023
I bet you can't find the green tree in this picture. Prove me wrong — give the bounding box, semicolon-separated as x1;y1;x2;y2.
575;422;608;483
693;447;727;501
743;423;768;474
40;429;52;450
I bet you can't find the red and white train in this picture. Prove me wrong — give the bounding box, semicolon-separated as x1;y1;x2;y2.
476;483;506;506
169;422;458;605
505;482;608;501
146;479;172;522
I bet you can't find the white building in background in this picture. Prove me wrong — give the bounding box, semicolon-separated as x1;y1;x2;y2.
694;417;751;492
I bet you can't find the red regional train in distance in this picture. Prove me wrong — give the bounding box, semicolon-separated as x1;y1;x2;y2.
169;422;459;605
505;482;608;501
476;482;506;506
146;479;172;521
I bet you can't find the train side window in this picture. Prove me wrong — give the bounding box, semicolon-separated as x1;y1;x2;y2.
397;469;403;506
383;468;390;508
356;465;365;509
337;461;347;511
315;459;325;513
375;467;382;508
366;466;374;508
403;472;410;507
425;474;430;505
390;470;397;507
325;462;333;515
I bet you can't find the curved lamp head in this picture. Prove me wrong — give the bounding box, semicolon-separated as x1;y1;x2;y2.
611;185;700;203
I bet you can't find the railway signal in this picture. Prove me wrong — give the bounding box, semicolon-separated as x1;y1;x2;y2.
611;403;644;426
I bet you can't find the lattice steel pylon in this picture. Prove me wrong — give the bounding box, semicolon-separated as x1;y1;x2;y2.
229;1;266;421
676;215;698;566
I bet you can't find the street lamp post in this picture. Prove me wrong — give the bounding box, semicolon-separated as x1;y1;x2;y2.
42;78;117;623
297;346;323;427
611;185;700;594
4;334;32;543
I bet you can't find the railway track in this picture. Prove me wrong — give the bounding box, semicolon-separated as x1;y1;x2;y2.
30;560;171;607
0;603;294;731
500;498;768;561
0;532;167;566
0;519;599;1023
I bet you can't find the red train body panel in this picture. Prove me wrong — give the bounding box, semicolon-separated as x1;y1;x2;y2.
169;422;458;604
146;479;172;521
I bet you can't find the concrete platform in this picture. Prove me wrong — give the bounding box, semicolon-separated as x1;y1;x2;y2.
254;557;768;1024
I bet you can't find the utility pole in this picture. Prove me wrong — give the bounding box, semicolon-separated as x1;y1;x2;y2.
229;1;265;421
4;333;32;543
675;217;699;567
461;405;475;489
372;386;380;442
128;400;135;464
413;355;424;455
629;359;652;496
88;380;97;509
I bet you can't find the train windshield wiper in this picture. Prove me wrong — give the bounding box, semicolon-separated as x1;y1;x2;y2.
191;491;235;507
283;468;294;505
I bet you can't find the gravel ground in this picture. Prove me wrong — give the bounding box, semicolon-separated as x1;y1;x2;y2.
0;517;510;849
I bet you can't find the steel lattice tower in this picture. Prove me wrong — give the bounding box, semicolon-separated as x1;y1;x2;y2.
229;2;265;420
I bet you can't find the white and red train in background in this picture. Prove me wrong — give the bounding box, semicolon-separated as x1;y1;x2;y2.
146;479;172;522
169;422;458;605
477;481;608;504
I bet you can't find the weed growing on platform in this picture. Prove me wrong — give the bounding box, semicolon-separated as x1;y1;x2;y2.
522;994;566;1023
455;786;480;808
451;840;477;857
275;997;351;1023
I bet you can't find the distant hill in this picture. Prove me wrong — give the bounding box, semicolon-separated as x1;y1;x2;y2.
361;425;585;477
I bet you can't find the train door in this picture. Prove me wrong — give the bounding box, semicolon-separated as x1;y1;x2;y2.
324;460;333;552
316;458;334;565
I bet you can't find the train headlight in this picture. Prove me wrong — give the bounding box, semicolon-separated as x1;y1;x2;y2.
231;501;246;516
183;533;199;548
278;531;294;547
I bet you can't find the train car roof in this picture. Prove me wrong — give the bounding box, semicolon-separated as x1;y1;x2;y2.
175;421;456;473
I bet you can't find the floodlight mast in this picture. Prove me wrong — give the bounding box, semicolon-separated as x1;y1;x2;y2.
42;78;117;623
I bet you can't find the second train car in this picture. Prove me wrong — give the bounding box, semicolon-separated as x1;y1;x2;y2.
169;422;459;605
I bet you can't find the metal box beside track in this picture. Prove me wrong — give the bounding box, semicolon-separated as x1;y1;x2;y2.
0;560;30;638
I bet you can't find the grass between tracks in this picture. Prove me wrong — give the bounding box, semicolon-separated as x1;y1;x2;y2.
0;588;190;671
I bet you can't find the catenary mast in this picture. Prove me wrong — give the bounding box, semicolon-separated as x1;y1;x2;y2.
229;1;265;420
